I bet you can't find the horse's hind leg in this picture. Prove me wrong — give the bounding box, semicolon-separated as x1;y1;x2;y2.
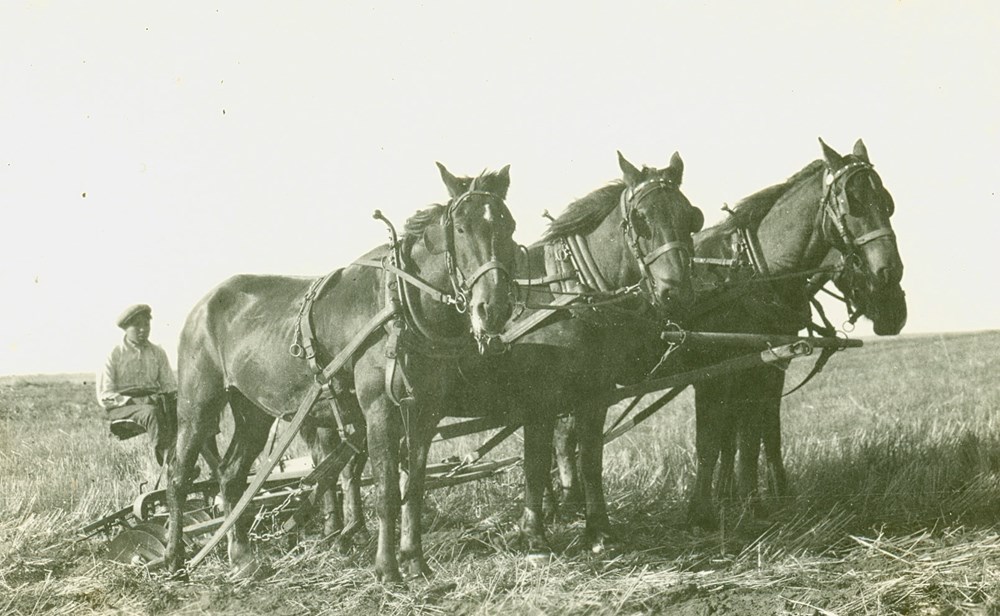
335;393;370;551
298;424;344;539
166;374;228;576
552;415;584;519
219;389;274;575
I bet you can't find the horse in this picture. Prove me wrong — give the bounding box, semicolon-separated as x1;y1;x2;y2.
164;163;519;583
553;138;906;530
409;151;703;561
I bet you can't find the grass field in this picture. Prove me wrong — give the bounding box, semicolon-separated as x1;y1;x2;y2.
2;330;999;615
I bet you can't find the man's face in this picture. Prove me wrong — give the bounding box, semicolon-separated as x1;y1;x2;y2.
124;316;151;346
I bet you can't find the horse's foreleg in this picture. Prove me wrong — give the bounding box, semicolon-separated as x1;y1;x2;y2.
688;380;728;530
758;372;788;499
364;395;403;584
399;410;438;579
578;403;616;554
521;417;556;560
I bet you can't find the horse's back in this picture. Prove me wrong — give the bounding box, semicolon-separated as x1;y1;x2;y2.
181;273;318;348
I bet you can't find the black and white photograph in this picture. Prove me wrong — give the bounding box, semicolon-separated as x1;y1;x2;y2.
1;2;998;614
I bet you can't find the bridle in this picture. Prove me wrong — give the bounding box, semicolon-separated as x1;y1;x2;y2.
819;159;898;324
441;187;515;314
619;177;694;306
820;160;896;257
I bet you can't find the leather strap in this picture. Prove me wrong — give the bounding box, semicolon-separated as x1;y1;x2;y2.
357;258;455;306
514;271;577;287
499;293;579;345
321;304;397;381
642;239;692;265
853;227;895;246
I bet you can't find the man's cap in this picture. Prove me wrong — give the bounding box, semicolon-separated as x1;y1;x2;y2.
116;304;152;329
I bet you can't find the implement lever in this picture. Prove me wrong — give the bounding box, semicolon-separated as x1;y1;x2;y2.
660;330;862;351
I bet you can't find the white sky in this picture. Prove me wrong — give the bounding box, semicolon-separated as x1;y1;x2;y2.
1;1;997;376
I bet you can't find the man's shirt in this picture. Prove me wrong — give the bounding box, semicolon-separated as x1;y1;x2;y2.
97;337;177;409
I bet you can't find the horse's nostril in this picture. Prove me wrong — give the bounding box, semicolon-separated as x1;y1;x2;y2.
876;267;901;287
474;301;494;324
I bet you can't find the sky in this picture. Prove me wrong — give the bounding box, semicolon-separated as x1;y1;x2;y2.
1;1;997;376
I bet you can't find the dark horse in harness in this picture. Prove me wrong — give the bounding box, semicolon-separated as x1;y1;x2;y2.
436;152;704;559
684;138;905;527
164;164;519;583
554;139;906;530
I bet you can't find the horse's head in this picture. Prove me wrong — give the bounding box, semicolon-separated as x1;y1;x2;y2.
435;163;518;351
617;151;704;315
819;138;907;335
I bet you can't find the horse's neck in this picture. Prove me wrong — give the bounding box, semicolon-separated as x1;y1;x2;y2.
755;175;828;275
405;249;466;333
581;211;633;289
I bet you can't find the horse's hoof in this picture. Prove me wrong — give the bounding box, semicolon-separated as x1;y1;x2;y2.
333;536;352;555
525;550;554;567
404;560;434;580
588;533;621;557
377;568;405;586
686;509;719;532
166;567;189;583
229;558;268;581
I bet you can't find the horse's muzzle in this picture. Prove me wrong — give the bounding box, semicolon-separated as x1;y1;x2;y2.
474;331;509;356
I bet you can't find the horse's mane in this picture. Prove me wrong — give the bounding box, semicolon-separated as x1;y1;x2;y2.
711;160;825;235
542;183;625;241
403;204;446;241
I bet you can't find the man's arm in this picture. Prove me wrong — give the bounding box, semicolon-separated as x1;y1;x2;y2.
97;349;129;409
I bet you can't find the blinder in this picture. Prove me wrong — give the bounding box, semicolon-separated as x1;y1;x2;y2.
821;160;896;252
690;206;705;233
820;158;902;323
619;177;697;304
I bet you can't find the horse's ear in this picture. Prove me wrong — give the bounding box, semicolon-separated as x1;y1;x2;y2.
853;138;870;162
495;164;511;199
668;151;684;184
819;138;844;167
617;151;642;187
436;162;464;199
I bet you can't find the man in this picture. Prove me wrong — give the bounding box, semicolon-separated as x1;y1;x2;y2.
97;303;179;465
